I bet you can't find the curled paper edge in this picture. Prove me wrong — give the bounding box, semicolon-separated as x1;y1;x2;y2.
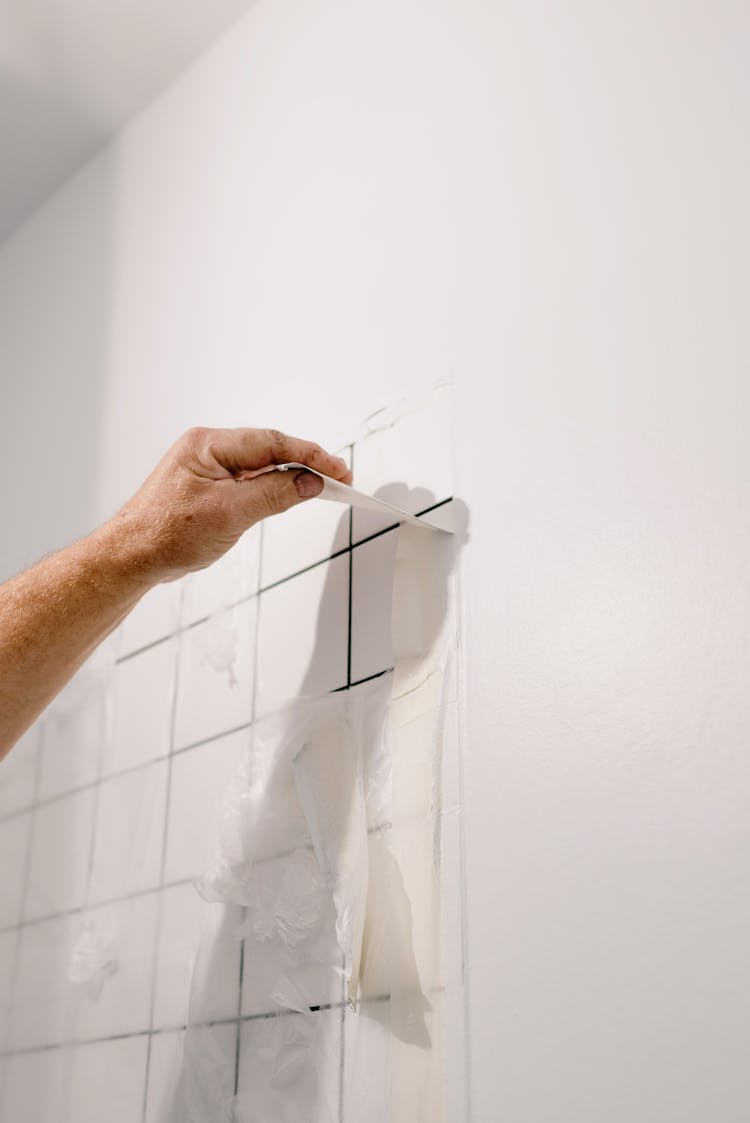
277;463;454;534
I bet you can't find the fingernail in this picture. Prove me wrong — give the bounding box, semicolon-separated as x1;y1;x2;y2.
295;471;323;498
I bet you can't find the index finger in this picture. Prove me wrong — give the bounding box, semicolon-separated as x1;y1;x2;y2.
210;427;352;484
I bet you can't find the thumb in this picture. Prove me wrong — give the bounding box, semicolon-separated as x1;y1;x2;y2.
241;467;324;522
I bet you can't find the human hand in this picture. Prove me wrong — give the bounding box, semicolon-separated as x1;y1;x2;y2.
99;427;352;583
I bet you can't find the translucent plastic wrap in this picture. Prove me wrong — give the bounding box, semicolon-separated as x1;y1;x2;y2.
158;521;458;1123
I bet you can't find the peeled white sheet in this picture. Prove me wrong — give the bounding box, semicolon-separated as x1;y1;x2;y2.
277;462;454;534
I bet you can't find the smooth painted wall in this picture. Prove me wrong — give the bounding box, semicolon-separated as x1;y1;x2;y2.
1;2;749;1119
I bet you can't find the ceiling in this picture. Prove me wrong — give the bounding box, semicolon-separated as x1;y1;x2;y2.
0;0;256;244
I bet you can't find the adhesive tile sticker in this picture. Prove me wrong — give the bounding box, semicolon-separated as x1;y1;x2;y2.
107;638;177;775
25;788;96;922
173;599;256;750
70;893;159;1042
255;555;349;712
1;1046;67;1123
0;930;17;1049
63;1036;149;1123
118;581;183;658
0;390;465;1123
37;688;105;801
9;913;78;1050
163;726;246;884
88;760;168;904
182;528;261;625
145;1029;184;1123
0;815;30;928
0;725;40;817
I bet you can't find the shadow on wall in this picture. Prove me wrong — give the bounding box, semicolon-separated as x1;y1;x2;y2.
0;68;114;579
162;485;469;1121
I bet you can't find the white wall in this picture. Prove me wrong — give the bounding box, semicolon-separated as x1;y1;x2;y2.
1;1;750;1119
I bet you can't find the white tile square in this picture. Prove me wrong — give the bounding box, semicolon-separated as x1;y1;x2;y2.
235;1009;341;1123
71;893;158;1042
256;555;349;713
156;893;241;1031
0;814;30;928
241;849;343;1017
88;761;168;904
66;1036;148;1123
164;728;246;884
261;450;352;589
0;725;39;816
145;1028;184;1123
38;688;106;802
152;883;206;1030
352;387;454;543
146;1024;236;1123
350;531;398;683
25;789;95;922
10;914;77;1049
1;1046;67;1123
107;640;177;775
174;599;256;750
118;579;183;656
183;528;261;624
0;929;17;1049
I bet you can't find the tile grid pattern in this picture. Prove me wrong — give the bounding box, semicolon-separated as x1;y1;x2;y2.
0;467;455;1121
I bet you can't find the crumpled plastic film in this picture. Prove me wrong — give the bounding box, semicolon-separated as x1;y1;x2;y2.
168;518;457;1123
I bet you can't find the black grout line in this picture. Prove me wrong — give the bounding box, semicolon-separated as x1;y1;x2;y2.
0;721;255;830
332;667;393;693
0;990;407;1061
172;720;253;759
0;877;196;938
0;768;456;940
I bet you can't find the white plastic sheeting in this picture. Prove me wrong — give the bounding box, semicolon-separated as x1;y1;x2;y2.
164;521;458;1121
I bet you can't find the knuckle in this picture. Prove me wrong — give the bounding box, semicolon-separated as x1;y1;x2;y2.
267;428;290;459
182;425;209;449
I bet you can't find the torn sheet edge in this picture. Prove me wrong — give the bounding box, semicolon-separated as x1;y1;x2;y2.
358;379;453;441
320;378;452;454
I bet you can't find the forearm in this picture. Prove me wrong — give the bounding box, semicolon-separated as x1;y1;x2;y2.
0;523;155;759
0;427;350;762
